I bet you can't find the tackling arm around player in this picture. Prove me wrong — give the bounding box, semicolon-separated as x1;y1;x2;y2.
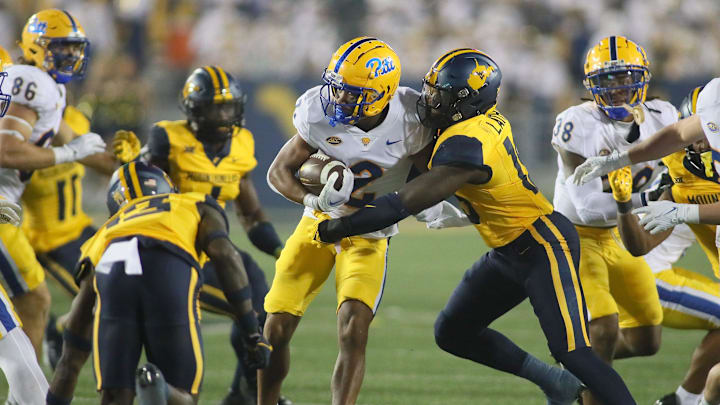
319;47;636;405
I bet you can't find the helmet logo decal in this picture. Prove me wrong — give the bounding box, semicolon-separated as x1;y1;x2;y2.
27;19;47;34
365;57;396;78
467;59;495;90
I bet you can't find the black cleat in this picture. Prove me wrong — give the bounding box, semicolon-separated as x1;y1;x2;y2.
136;363;168;405
44;314;63;370
654;393;679;405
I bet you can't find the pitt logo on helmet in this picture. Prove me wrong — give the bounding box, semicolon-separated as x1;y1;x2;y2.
320;37;401;127
583;35;651;121
20;9;90;84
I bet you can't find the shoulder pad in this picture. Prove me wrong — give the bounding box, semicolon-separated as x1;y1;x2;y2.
551;104;595;156
431;134;487;170
4;65;59;111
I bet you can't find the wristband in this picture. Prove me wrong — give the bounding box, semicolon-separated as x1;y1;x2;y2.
63;329;92;352
237;310;260;335
247;222;283;257
52;145;74;164
303;193;320;210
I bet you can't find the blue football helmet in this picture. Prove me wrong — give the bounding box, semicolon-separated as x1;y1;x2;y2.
106;162;176;216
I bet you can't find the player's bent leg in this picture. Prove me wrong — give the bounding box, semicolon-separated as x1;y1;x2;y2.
615;324;662;358
587;314;620;362
332;299;373;405
259;312;302;405
0;327;48;405
700;363;720;405
12;281;51;358
557;348;635;405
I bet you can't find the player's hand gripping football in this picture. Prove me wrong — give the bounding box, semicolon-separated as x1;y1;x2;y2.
571;150;631;185
0;200;22;226
608;166;633;203
112;130;141;163
245;332;273;370
316;168;354;212
53;132;107;164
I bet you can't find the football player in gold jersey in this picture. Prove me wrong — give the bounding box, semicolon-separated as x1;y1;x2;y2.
606;87;720;405
318;49;635;404
113;66;285;405
46;162;272;405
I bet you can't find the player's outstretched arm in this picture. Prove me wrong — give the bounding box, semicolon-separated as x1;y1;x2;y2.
236;175;284;258
608;167;672;255
572;115;705;185
318;165;484;243
47;270;96;405
197;202;272;369
267;134;317;205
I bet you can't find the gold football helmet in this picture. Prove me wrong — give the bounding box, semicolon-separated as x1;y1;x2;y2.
19;9;89;84
583;36;651;120
320;37;401;126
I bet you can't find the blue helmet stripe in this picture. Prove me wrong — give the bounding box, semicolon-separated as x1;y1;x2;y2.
61;10;78;33
609;36;617;60
334;37;377;73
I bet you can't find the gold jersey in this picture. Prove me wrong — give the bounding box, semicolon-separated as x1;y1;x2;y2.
21;162;92;252
21;105;93;252
663;150;720;277
80;192;223;268
428;109;554;248
153;120;257;206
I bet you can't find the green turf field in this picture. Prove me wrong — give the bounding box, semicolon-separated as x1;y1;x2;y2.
0;215;714;404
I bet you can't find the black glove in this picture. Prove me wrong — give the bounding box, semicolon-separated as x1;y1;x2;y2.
317;218;350;243
245;333;273;370
643;172;673;204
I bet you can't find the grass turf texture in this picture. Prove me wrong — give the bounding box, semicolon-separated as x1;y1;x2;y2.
0;215;712;404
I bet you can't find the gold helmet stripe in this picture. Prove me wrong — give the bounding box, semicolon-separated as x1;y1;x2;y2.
118;164;134;200
125;162;143;200
426;48;477;86
202;66;222;100
609;36;617;61
691;86;703;114
212;66;234;101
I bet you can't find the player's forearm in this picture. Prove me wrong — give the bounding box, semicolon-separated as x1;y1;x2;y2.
267;162;308;204
699;202;720;225
628;118;698;164
0;134;55;170
615;206;665;256
79;151;117;175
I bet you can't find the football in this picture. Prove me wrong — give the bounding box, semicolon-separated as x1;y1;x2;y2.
298;153;346;195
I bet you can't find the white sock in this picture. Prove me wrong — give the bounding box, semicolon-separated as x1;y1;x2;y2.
677;386;702;405
0;328;49;405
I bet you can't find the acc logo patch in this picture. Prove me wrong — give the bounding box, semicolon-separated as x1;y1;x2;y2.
467;59;496;90
707;122;719;133
598;149;611;156
326;136;342;145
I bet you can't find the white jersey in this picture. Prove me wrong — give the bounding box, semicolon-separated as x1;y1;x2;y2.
695;78;720;250
293;85;433;238
0;65;66;202
643;223;695;273
552;100;678;227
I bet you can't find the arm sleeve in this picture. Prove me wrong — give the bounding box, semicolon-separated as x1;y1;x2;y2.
147;125;170;162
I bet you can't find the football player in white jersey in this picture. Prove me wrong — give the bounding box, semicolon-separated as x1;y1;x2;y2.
574;77;720;235
551;35;680;405
0;9;106;359
260;37;438;405
0;45;49;405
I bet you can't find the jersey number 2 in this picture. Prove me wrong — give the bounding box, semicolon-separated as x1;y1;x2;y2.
347;161;383;208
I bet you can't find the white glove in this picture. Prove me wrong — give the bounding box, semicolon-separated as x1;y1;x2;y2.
0;200;22;226
632;200;700;235
571;150;631;185
53;132;107;164
415;201;473;229
303;168;355;212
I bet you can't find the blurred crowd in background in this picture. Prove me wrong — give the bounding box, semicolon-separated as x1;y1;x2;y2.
0;0;717;207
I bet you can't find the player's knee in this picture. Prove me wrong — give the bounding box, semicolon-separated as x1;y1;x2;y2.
434;311;464;353
705;363;720;398
589;320;619;350
264;313;299;348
